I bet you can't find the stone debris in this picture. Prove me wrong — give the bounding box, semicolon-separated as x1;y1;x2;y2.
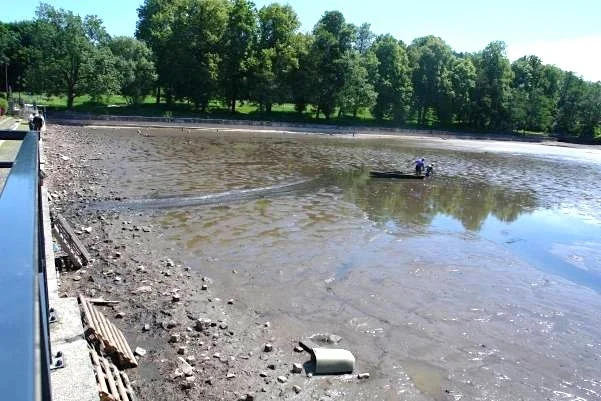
177;346;187;355
177;357;194;376
143;323;151;332
169;333;181;343
291;363;303;374
277;376;287;383
226;372;236;379
134;346;147;357
358;372;370;379
133;285;152;294
201;284;208;290
227;299;235;304
115;311;125;319
292;385;302;394
294;345;304;353
263;343;273;352
195;318;212;332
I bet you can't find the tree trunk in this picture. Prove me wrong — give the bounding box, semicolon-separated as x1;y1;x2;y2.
156;87;161;104
67;88;75;109
231;98;236;113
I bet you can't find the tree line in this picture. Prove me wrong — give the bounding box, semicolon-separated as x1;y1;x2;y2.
1;1;599;138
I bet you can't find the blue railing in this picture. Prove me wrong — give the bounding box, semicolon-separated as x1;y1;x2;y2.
0;130;51;401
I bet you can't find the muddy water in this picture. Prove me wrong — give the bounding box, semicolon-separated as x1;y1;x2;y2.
90;127;601;400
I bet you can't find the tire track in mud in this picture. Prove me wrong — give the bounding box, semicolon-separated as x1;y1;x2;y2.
87;177;324;211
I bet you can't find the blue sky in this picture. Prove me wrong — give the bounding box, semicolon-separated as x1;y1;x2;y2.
3;0;600;81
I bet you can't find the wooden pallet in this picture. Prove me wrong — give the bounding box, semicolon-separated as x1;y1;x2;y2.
52;213;92;269
79;295;138;368
89;345;137;401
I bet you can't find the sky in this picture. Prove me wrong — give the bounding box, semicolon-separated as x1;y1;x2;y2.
2;0;600;82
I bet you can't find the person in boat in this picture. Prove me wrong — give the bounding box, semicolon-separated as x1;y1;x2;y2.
414;158;425;175
425;163;434;177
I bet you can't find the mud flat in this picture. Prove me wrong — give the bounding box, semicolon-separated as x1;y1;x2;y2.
44;124;601;401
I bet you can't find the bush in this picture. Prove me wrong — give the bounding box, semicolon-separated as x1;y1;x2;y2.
0;97;8;115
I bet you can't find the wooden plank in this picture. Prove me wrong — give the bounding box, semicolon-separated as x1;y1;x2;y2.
52;213;92;268
79;296;138;368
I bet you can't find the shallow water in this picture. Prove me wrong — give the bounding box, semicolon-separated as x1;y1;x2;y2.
88;127;601;400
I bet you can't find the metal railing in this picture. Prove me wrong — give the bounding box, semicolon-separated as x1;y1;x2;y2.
0;129;51;401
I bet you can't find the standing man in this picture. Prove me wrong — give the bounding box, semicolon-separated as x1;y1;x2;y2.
414;158;425;175
32;112;43;131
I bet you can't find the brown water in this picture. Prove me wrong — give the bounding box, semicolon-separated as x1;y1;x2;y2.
88;127;601;401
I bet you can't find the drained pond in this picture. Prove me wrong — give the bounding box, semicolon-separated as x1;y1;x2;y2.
71;127;601;400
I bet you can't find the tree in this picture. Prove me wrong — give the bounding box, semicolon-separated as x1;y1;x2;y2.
578;82;601;139
337;52;377;118
450;57;476;125
136;0;186;104
289;33;313;113
250;3;300;112
408;36;456;125
370;34;412;123
30;3;116;108
221;0;257;112
471;41;513;130
109;37;157;104
308;11;355;119
511;55;555;132
354;23;375;55
554;71;585;135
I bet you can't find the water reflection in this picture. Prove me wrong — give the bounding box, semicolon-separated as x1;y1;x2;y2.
330;168;538;231
327;168;601;291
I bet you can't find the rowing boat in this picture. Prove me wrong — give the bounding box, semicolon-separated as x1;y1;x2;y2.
369;170;425;179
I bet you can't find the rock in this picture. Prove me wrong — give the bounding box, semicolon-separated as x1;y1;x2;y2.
172;369;184;380
113;276;122;282
134;347;147;357
292;385;302;394
227;299;235;305
164;270;172;277
165;259;175;267
291;363;303;374
194;318;212;332
115;311;125;319
162;320;178;330
201;284;208;290
172;294;181;302
177;346;187;355
219;322;228;330
169;333;181;343
185;355;196;365
264;321;271;327
294;346;304;353
177;357;194;376
267;363;276;370
73;275;81;281
83;226;92;233
277;376;287;383
205;377;213;385
136;265;146;272
357;372;370;379
259;371;268;377
263;343;273;352
226;372;236;379
328;334;342;344
244;393;255;401
142;226;151;233
213;353;221;359
142;323;151;332
133;285;152;294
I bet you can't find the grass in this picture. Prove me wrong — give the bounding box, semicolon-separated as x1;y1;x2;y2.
19;93;588;139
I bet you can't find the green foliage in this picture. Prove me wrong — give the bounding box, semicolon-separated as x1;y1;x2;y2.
3;2;599;135
370;34;412;123
109;37;157;104
0;97;8;113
